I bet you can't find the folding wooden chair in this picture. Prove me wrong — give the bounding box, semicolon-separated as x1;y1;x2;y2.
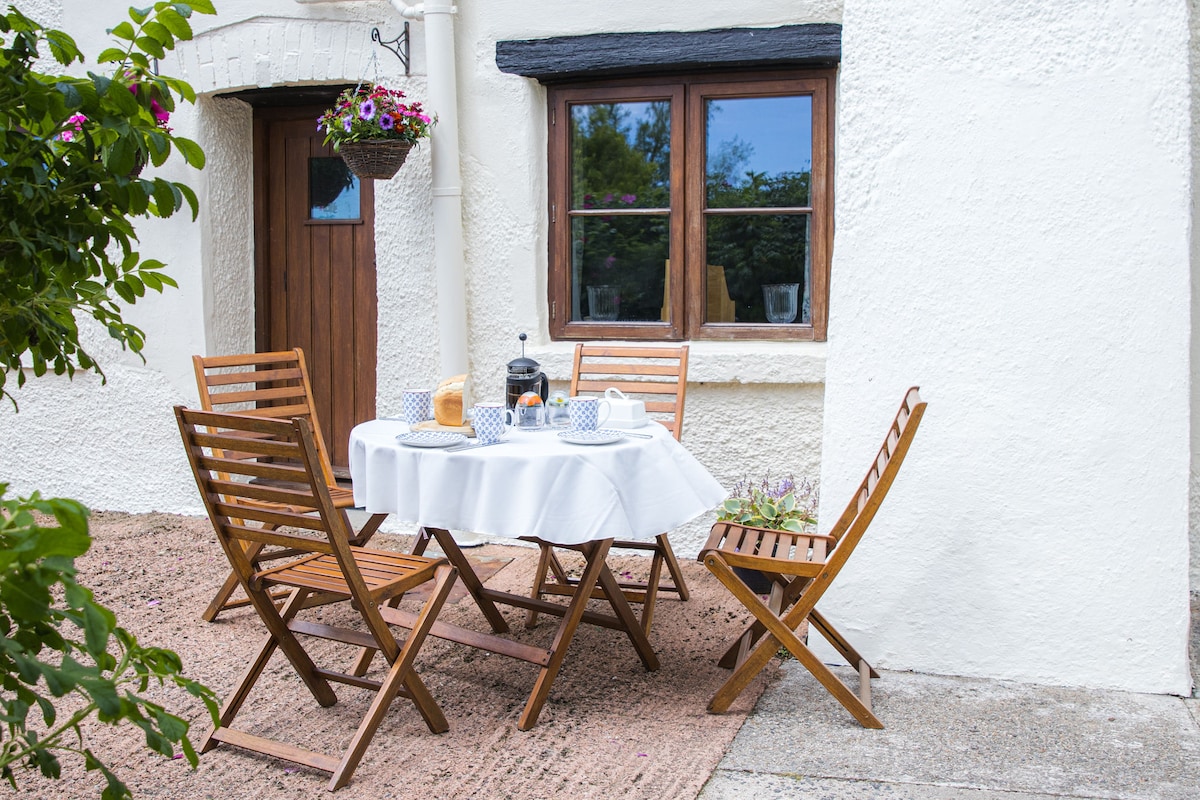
526;344;690;633
175;406;457;791
193;349;385;621
700;387;927;728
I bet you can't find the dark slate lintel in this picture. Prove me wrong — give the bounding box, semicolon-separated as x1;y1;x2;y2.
496;24;841;82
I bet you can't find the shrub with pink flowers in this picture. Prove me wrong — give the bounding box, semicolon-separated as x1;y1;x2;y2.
318;85;434;149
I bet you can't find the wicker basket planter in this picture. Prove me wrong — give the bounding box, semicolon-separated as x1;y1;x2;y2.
337;140;414;180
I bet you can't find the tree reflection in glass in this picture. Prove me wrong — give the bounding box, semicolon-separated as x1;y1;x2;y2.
569;101;670;322
705;96;812;324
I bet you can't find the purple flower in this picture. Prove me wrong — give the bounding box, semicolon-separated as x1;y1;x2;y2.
359;99;376;120
379;113;395;131
603;255;617;270
621;193;636;204
343;117;353;133
603;193;614;204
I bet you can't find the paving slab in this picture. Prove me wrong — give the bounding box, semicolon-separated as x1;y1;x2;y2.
700;663;1200;800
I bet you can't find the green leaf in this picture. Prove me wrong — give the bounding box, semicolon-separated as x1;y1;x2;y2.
186;0;218;15
82;602;113;655
177;183;199;219
780;518;805;533
142;21;172;47
97;47;127;64
44;30;80;66
136;35;165;58
172;137;204;169
157;8;193;40
130;6;152;24
113;280;136;304
109;21;136;41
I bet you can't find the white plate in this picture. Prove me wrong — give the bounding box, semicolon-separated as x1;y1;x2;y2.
395;431;468;448
558;429;624;446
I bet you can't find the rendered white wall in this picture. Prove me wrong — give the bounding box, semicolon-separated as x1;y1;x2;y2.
1188;0;1200;595
821;0;1193;695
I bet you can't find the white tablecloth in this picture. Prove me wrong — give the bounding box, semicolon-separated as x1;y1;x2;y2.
349;420;727;545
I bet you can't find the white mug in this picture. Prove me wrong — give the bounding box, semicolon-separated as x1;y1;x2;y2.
472;402;507;444
568;396;611;431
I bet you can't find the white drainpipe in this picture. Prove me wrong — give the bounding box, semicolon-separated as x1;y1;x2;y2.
407;0;469;379
296;0;468;380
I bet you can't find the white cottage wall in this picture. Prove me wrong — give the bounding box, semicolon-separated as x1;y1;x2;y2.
821;0;1193;695
1188;0;1200;597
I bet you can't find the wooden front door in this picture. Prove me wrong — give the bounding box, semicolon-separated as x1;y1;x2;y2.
254;106;377;471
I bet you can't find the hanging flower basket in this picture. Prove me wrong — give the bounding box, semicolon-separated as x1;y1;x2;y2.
337;140;414;180
318;85;434;181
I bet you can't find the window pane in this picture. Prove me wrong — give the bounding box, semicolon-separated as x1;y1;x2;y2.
706;214;810;324
310;157;360;220
570;216;669;322
570;101;671;210
706;96;811;209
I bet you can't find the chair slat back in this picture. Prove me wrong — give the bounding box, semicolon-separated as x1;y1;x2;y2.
175;407;357;577
569;344;690;440
192;349;336;487
823;386;927;564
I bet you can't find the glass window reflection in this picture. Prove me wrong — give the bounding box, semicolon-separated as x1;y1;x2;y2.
310;157;360;220
706;96;812;209
570;101;671;210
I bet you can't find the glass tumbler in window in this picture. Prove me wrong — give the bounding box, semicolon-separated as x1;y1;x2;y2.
587;285;621;321
762;283;800;324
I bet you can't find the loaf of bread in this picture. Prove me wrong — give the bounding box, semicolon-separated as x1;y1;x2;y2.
433;374;466;426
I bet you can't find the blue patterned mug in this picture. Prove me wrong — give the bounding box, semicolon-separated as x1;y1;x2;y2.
567;396;611;432
473;402;507;444
402;389;433;425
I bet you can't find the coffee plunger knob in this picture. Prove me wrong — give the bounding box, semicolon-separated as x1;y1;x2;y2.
519;332;527;357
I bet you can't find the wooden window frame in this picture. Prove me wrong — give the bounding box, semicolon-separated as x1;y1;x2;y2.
547;69;835;342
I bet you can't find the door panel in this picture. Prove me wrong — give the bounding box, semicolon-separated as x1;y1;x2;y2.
254;107;377;470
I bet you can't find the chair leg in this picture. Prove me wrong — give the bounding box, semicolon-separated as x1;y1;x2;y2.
203;589;334;753
705;555;882;729
328;564;457;791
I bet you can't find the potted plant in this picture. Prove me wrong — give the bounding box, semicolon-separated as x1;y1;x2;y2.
317;85;434;180
716;475;818;594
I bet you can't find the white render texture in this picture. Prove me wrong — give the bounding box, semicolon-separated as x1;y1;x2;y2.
821;0;1193;695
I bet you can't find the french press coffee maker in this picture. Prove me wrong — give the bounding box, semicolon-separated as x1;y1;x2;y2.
505;332;549;409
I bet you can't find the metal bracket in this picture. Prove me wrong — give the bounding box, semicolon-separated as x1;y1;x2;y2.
371;22;411;75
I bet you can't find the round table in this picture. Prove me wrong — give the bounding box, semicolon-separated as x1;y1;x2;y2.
349;419;726;545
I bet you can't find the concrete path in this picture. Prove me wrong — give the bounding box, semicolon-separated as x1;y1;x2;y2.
699;663;1200;799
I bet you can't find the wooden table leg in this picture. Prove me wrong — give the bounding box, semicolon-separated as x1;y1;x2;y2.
519;538;616;730
588;541;659;671
422;527;510;634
